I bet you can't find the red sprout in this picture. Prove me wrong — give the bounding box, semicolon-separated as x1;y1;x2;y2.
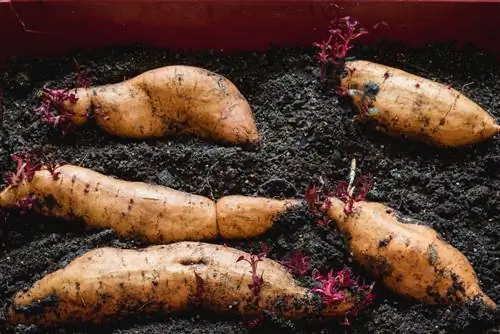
312;38;333;82
329;16;368;64
323;196;332;210
311;267;375;310
259;242;272;257
316;218;331;227
73;58;92;88
305;168;373;219
247;314;265;328
415;83;421;88
304;184;321;214
313;16;368;81
236;251;266;297
305;176;331;212
15;195;37;215
34;88;77;135
33;60;91;135
311;268;348;305
340;281;375;327
188;271;205;307
42;160;67;180
304;178;333;226
3;153;42;187
282;250;311;277
349;283;375;316
333;174;373;215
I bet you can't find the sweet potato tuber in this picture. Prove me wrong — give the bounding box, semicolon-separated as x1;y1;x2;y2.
314;16;499;147
36;65;260;149
7;242;360;326
341;60;500;147
0;164;218;243
322;196;496;308
1;160;299;243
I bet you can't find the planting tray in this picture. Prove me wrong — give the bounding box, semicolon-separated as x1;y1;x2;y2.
1;1;499;334
1;0;500;64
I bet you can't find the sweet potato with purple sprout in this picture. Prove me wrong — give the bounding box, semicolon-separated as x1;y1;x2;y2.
341;60;500;147
314;16;500;147
35;65;260;149
0;155;300;243
307;162;496;308
7;242;367;326
1;162;217;243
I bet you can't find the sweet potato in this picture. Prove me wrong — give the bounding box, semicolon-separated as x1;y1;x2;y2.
314;16;499;147
7;242;359;326
0;164;218;243
1;159;299;243
36;65;260;149
216;195;301;239
341;60;500;147
322;196;496;308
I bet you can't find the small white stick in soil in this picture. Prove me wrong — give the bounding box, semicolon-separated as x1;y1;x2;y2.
347;158;356;197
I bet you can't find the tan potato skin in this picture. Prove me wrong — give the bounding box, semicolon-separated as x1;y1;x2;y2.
0;165;218;243
7;242;357;326
0;165;300;243
55;65;260;148
216;195;302;239
323;197;495;308
341;60;500;147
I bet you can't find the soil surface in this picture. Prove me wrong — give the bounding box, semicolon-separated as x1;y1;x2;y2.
1;42;499;334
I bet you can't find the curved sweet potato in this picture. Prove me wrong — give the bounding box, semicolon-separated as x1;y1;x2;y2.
7;242;358;326
323;196;496;308
38;65;260;149
0;164;218;243
216;195;301;239
340;60;500;147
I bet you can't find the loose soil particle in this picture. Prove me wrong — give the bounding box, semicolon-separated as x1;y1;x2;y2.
0;42;499;333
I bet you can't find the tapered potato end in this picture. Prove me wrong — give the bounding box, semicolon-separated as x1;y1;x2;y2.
214;101;260;150
482;294;497;309
216;196;301;239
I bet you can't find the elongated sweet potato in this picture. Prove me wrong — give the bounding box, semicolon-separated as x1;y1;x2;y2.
0;164;218;243
216;195;301;239
313;16;499;147
7;242;359;326
1;157;299;243
341;60;500;147
322;196;496;308
36;65;260;149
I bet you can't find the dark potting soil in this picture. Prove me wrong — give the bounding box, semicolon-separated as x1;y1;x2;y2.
0;42;499;334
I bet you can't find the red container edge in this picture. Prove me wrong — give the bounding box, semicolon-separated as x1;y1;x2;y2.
0;0;499;70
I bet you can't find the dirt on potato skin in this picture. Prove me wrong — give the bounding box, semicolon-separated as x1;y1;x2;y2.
0;42;499;333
